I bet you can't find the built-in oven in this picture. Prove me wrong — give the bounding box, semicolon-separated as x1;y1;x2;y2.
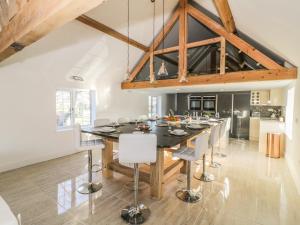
203;96;216;111
188;95;202;111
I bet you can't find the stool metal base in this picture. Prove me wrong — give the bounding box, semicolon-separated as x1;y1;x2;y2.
121;204;150;224
194;173;215;182
176;190;201;203
77;182;103;194
210;161;221;168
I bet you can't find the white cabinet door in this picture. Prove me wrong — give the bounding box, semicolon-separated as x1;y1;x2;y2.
250;117;260;141
270;88;285;106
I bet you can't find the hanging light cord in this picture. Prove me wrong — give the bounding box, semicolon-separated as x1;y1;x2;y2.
162;0;165;50
127;0;130;76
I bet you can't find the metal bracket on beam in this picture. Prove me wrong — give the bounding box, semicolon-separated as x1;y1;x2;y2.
10;42;25;52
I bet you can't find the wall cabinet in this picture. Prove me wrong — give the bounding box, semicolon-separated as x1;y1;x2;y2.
270;88;285;106
250;117;260;141
250;90;270;106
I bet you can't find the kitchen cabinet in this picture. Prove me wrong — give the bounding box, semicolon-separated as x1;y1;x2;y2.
250;90;270;105
270;88;285;106
250;117;260;141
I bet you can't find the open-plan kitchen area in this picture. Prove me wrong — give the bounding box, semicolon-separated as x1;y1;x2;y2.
0;0;300;225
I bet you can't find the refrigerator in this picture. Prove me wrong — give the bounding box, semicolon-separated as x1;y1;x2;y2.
217;92;250;140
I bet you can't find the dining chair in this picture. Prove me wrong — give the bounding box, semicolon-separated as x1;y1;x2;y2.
119;134;157;224
74;124;104;194
118;117;130;124
173;131;209;203
209;124;222;168
94;118;111;127
138;115;148;122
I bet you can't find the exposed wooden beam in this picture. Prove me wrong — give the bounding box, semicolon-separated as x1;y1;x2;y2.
77;15;149;52
0;0;106;63
154;46;179;55
121;68;297;89
126;7;180;82
186;37;221;49
178;0;188;82
213;0;236;33
187;4;282;70
220;37;226;74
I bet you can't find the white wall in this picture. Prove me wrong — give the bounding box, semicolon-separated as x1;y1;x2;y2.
0;23;148;172
0;0;181;172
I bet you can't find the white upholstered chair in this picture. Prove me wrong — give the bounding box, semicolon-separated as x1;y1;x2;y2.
119;134;157;224
137;115;148;122
118;117;130;124
74;124;104;194
0;196;20;225
173;131;210;203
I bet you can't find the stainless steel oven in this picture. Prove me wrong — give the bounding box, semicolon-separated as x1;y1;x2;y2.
203;96;216;111
188;95;202;111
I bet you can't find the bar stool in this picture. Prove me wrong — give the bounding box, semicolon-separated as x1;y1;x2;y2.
173;131;209;203
74;124;104;194
215;119;227;158
119;134;157;224
210;124;222;168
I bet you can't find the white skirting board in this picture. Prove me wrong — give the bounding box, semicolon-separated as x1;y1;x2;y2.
286;155;300;195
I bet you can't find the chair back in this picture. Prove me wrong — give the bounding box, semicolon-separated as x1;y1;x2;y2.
94;118;110;127
119;134;157;164
118;117;130;124
194;131;210;159
74;124;81;149
210;124;220;146
220;119;227;137
138;115;148;122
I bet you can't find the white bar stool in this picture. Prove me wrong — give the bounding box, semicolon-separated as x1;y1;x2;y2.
209;124;222;168
74;124;104;194
0;196;20;225
173;131;209;203
215;119;228;157
119;134;157;224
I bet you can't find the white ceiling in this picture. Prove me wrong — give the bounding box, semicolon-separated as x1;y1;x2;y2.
83;0;299;93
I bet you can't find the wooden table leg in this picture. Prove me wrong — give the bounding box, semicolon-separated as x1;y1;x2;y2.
180;160;187;174
150;149;164;200
102;139;113;178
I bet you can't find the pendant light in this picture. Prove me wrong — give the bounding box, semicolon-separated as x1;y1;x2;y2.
157;0;168;77
150;0;156;83
125;0;130;80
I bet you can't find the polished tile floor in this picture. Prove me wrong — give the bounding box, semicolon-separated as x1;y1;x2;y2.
0;139;300;225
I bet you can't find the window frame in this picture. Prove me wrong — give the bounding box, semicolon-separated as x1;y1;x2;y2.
56;88;95;131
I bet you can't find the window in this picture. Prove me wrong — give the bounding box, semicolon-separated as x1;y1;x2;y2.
56;89;95;130
148;96;162;118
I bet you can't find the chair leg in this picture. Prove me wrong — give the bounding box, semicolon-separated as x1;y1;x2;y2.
77;150;103;194
210;146;222;168
121;163;151;224
176;161;201;203
194;154;215;182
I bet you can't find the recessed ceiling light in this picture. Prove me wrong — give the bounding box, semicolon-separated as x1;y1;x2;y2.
70;75;84;82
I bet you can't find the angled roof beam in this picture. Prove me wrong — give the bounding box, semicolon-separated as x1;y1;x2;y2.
126;7;180;82
77;15;149;52
0;0;106;63
187;4;283;70
213;0;236;33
